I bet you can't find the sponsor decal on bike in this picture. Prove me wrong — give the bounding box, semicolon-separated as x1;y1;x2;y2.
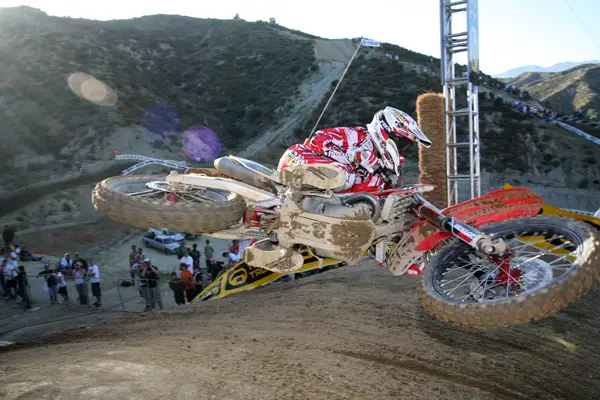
193;249;342;302
451;220;477;244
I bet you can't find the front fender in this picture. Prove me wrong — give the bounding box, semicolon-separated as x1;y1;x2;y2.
416;187;543;251
390;188;543;275
390;188;544;276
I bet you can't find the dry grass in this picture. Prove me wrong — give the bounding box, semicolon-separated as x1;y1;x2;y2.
417;93;448;208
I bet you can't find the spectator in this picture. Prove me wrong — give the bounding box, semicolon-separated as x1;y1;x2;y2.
180;263;195;303
131;247;145;297
222;240;251;267
168;272;185;305
129;245;138;284
204;239;214;272
211;259;224;281
56;269;69;303
59;253;72;270
138;259;150;309
190;243;201;271
180;249;194;274
72;262;88;305
136;247;144;264
46;270;59;305
4;250;18;299
88;262;102;307
177;241;187;259
0;258;6;297
2;225;14;246
230;240;240;256
16;265;31;310
193;268;203;296
130;262;144;302
73;252;89;272
19;246;42;262
38;263;58;305
140;259;163;311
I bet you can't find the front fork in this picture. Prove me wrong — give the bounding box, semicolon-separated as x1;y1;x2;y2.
413;194;508;257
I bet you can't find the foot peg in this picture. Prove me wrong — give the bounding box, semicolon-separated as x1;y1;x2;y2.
278;164;346;191
243;239;304;273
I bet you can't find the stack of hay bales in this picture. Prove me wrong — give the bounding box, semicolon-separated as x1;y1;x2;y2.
416;93;449;209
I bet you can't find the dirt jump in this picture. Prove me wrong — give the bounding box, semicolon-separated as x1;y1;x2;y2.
1;261;599;400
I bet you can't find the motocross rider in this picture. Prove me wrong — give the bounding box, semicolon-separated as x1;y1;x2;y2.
278;106;432;193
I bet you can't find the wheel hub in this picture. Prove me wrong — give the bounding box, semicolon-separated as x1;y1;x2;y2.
510;256;554;292
146;181;189;193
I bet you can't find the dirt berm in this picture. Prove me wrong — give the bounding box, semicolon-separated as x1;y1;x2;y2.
1;261;599;399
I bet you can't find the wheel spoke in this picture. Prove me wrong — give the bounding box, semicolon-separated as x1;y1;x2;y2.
434;227;582;304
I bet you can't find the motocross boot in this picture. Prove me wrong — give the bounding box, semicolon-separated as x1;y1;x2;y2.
278;164;346;191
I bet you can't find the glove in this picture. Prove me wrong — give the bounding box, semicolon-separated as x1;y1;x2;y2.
383;173;399;187
354;149;381;174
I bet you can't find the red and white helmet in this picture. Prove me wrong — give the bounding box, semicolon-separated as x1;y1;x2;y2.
366;106;432;175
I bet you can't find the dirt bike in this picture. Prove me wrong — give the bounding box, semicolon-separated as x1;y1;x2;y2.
92;156;600;328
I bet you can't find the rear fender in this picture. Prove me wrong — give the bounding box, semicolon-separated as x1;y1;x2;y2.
166;170;278;204
391;187;543;275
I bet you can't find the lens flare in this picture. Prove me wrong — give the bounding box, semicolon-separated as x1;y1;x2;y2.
142;102;180;142
181;126;222;162
67;72;118;106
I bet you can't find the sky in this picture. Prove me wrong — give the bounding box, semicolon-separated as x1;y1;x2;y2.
1;0;599;75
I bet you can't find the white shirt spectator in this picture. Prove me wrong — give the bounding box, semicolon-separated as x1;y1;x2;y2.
4;263;17;280
180;255;194;273
73;269;85;285
227;252;241;264
60;253;72;269
226;239;251;265
130;264;141;283
7;252;17;269
88;264;100;283
56;271;67;287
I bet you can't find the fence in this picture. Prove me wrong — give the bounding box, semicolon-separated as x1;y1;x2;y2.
0;271;216;312
556;121;600;147
0;265;316;341
0;270;215;340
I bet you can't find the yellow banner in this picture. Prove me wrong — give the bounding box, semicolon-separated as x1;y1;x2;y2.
193;248;342;302
504;183;600;228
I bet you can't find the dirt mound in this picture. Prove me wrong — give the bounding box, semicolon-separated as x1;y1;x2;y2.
2;262;599;399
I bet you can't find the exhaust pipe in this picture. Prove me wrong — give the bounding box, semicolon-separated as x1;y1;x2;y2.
214;157;275;192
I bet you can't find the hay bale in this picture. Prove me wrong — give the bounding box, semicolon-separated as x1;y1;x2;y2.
416;93;448;209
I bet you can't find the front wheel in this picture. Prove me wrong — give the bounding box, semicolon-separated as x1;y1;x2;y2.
418;216;600;328
92;175;246;234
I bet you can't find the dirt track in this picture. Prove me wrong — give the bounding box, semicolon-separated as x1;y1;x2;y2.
1;261;600;400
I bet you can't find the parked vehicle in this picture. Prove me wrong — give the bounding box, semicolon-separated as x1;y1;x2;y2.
147;228;185;242
148;228;198;242
142;234;180;254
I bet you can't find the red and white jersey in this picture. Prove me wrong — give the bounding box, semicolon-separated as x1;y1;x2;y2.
279;126;402;193
305;127;380;169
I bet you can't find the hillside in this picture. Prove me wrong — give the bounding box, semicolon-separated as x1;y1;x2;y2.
0;6;317;185
495;60;600;78
0;6;599;236
505;64;600;117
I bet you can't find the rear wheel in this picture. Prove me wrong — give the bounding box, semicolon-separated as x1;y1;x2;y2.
418;216;600;328
92;175;246;234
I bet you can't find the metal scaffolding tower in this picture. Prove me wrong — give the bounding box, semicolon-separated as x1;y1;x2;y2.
440;0;481;206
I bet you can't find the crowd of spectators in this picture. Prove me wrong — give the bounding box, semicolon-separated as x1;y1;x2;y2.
485;83;600;129
1;225;103;310
128;238;250;310
2;223;321;314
